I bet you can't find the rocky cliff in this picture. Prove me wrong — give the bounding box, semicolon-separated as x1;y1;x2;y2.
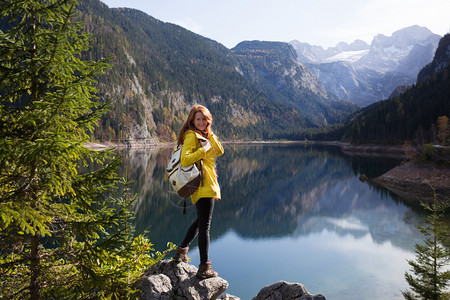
137;260;326;300
417;34;450;83
232;41;358;126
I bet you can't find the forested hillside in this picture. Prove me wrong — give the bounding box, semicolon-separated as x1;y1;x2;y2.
73;0;361;142
69;0;322;141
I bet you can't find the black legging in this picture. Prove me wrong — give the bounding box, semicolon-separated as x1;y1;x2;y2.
180;197;215;264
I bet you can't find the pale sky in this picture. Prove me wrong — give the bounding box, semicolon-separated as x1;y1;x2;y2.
100;0;450;49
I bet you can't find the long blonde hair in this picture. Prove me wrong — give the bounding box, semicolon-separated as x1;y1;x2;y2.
177;105;213;146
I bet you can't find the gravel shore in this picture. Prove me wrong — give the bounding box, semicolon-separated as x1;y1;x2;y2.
373;162;450;204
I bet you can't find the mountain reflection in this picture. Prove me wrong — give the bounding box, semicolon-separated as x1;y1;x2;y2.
117;143;420;252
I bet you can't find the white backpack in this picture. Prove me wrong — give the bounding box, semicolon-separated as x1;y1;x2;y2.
166;146;203;200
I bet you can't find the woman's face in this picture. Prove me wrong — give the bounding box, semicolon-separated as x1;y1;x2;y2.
193;111;207;132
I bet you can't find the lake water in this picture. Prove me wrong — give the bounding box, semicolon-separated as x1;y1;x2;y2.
118;143;425;300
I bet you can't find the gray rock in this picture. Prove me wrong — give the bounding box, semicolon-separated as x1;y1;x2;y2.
137;260;229;300
251;281;326;300
138;261;325;300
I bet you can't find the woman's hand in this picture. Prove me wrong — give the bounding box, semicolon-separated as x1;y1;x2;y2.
200;139;211;152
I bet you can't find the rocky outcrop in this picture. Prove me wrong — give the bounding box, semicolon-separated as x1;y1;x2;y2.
252;281;326;300
137;260;229;300
137;260;326;300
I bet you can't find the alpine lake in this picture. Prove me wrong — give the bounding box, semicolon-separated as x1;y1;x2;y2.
117;142;427;300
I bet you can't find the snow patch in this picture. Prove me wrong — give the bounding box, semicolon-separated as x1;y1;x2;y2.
324;49;369;63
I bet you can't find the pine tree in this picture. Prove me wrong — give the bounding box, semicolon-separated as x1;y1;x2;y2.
0;1;173;299
402;185;450;300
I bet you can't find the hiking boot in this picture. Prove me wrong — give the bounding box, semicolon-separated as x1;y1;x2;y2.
196;261;218;279
172;246;189;263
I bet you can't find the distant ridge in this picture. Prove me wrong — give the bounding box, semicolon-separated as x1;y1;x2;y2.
325;33;450;144
291;25;441;106
232;41;358;127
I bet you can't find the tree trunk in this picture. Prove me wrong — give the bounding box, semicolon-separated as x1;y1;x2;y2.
29;7;41;299
30;231;41;300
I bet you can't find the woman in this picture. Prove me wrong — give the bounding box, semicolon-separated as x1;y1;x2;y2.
172;104;224;279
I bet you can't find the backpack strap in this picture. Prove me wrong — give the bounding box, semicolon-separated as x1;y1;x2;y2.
194;135;205;188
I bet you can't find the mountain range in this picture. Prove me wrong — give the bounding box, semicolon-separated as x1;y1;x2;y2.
291;25;441;106
330;33;450;144
1;0;448;144
70;0;337;141
231;41;357;127
74;1;448;143
73;0;363;141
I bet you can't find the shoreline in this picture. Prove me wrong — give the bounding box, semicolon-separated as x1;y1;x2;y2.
372;162;450;204
84;139;405;151
84;140;449;204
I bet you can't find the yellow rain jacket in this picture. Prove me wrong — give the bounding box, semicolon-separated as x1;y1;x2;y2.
180;130;224;204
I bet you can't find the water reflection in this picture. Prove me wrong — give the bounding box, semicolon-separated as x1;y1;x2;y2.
117;143;424;300
119;144;419;249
